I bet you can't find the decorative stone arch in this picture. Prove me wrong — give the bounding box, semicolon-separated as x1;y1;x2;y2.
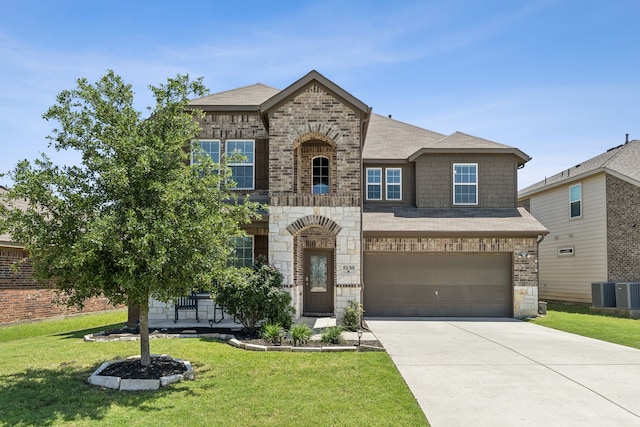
290;123;342;150
286;215;342;236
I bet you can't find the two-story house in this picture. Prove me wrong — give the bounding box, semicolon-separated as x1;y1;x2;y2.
148;70;547;325
518;138;640;303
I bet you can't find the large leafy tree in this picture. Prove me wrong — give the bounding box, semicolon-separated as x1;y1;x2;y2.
0;71;261;365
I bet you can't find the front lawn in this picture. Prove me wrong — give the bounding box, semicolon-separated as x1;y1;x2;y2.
529;303;640;349
0;312;428;427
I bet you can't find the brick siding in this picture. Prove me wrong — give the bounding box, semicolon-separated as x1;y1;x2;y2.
606;175;640;281
1;246;119;324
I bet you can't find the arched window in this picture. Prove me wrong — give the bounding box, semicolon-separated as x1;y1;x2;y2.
312;157;329;194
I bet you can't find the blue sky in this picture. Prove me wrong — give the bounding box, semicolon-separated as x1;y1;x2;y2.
1;0;638;189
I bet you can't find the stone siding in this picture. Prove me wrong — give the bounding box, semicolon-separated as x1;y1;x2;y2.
606;175;640;281
270;206;361;320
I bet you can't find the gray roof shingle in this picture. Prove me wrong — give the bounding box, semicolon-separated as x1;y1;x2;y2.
519;139;640;197
363;206;548;236
189;83;281;107
363;114;445;160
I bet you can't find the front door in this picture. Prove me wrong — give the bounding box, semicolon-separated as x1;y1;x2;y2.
303;249;334;315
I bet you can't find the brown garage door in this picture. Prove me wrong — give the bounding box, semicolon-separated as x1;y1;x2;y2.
363;253;512;317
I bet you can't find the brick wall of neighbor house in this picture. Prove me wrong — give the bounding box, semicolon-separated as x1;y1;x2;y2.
362;236;540;317
415;154;518;208
518;198;531;212
606;175;640;282
0;246;118;324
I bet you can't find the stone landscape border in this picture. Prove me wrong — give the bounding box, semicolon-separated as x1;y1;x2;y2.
88;354;194;391
84;330;385;352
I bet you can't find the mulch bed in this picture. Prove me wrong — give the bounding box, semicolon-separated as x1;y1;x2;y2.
98;358;187;379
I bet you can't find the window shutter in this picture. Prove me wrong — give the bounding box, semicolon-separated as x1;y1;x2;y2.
255;138;269;190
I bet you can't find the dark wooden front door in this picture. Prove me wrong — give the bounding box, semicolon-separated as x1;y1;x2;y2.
303;249;334;315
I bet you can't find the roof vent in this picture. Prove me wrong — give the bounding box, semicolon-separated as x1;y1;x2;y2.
388;114;392;119
626;133;630;144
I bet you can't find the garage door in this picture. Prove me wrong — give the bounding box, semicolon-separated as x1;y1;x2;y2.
363;253;512;317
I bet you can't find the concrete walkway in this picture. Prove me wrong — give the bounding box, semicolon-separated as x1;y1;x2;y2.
367;318;640;427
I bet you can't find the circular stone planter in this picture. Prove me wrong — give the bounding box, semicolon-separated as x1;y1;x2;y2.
88;354;194;391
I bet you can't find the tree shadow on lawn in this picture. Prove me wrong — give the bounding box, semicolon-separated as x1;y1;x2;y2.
54;323;127;340
0;363;194;426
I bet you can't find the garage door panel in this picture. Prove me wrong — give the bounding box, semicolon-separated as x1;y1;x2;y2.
364;253;512;317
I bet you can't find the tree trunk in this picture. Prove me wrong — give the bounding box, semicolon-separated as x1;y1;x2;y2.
139;303;151;366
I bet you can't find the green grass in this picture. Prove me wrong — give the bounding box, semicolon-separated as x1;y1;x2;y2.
529;302;640;349
0;312;428;427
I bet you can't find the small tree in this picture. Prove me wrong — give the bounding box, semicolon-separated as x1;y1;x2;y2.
0;71;261;365
216;257;294;334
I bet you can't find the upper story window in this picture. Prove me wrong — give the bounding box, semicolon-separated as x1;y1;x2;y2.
312;156;329;194
386;168;402;201
194;140;220;163
366;168;382;200
453;163;478;205
226;140;254;190
569;183;582;218
231;236;254;268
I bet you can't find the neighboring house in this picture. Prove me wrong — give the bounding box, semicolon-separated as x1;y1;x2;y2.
518;138;640;303
149;70;548;324
0;186;116;324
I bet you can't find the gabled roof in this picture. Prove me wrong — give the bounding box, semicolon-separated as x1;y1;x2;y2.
408;131;531;165
189;83;281;111
260;70;369;115
362;114;445;161
260;70;369;113
363;206;548;237
519;139;640;198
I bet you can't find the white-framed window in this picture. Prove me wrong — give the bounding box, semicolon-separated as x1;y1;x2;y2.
231;236;254;268
226;140;254;190
453;163;478;205
569;183;582;218
366;168;382;200
312;156;329;194
193;140;220;164
386;168;402;200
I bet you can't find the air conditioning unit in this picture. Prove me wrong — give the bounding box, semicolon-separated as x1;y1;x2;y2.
615;282;640;309
591;282;616;307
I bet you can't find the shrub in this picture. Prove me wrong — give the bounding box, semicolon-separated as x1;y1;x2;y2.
341;300;363;331
321;326;344;344
216;257;294;334
290;323;312;346
262;323;283;345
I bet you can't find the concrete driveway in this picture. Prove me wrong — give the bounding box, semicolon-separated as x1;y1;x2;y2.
367;318;640;427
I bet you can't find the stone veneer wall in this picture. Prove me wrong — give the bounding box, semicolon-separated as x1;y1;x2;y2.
0;246;119;324
363;236;540;317
606;175;640;282
270;206;361;320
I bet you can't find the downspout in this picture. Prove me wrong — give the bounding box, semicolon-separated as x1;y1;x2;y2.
536;233;546;311
359;108;372;327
